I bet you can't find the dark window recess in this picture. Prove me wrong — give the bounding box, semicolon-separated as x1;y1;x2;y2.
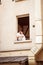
18;16;30;40
36;61;43;65
0;0;1;5
12;0;14;1
15;0;23;2
0;56;29;65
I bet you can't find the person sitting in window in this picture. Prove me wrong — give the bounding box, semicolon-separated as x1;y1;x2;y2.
16;31;26;41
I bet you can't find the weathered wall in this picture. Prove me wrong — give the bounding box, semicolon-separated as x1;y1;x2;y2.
0;0;17;51
0;0;42;62
35;0;42;44
0;0;42;65
0;0;36;51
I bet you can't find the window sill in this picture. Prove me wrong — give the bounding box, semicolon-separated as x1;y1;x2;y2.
14;40;32;44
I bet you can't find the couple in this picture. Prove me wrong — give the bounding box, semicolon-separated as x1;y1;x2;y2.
16;31;26;41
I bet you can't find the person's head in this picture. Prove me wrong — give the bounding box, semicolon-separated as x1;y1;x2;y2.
19;31;23;34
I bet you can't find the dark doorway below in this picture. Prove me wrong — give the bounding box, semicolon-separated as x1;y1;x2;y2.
36;61;43;65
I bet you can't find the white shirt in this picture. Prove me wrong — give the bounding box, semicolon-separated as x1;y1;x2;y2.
16;33;26;41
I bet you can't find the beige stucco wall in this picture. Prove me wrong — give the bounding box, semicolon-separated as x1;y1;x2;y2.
0;0;17;51
0;0;36;51
0;0;42;60
0;0;43;65
35;0;42;44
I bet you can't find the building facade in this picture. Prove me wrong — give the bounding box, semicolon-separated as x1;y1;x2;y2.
0;0;43;65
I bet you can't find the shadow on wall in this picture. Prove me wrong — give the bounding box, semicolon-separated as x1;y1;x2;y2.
35;48;43;65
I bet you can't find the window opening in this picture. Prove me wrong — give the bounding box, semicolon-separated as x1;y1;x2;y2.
15;0;24;2
0;0;1;5
17;14;30;40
